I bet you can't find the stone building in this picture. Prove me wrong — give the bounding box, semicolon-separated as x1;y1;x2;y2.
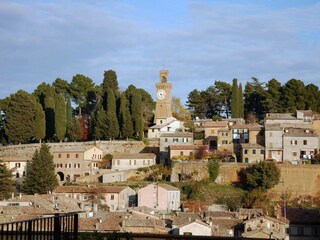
240;143;265;163
148;70;184;139
111;153;156;171
159;132;194;163
282;128;318;163
53;146;103;183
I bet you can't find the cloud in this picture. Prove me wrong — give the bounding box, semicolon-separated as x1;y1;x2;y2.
0;0;319;105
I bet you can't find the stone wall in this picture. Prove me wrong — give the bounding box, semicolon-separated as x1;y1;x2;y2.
171;162;320;198
0;141;147;160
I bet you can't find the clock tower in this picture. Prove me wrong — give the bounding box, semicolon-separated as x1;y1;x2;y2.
154;70;173;124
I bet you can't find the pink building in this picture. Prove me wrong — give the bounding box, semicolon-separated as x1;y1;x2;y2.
137;183;180;212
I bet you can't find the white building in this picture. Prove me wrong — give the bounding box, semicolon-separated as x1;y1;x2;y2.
111;153;156;171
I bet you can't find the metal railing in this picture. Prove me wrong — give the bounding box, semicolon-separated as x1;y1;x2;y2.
0;213;78;240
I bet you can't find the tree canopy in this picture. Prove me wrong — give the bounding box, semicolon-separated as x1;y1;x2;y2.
239;161;281;191
23;144;59;194
0;161;16;200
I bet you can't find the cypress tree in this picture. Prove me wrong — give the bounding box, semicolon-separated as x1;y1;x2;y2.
102;70;119;93
94;104;108;140
131;91;144;139
0;161;15;200
4;90;36;144
66;96;73;124
105;90;119;139
22;144;58;194
34;102;46;143
231;79;239;118
102;70;119;109
54;93;67;142
238;83;244;118
119;94;134;139
44;87;55;139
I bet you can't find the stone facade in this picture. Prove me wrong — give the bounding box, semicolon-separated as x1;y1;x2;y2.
53;146;103;183
241;143;265;163
154;70;173;125
282;128;318;163
111;153;156;171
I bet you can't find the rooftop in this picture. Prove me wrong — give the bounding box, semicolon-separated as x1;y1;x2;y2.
113;153;156;159
160;132;193;138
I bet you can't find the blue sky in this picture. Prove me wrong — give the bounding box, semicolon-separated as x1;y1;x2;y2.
1;0;320;104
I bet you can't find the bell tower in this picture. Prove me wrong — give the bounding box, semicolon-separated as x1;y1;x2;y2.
154;70;172;125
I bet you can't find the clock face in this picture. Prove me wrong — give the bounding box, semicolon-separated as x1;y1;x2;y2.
157;89;166;100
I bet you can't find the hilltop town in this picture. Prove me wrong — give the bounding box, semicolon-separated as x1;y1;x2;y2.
1;70;320;239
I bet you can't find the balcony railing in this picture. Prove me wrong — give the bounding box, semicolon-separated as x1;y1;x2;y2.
0;212;78;240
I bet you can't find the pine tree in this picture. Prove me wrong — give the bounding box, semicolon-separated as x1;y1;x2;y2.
34;102;46;143
0;161;15;200
231;79;239;118
22;144;58;194
265;79;282;113
119;94;134;139
4;90;36;144
105;90;119;139
66;119;82;142
54;93;67;142
131;91;144;139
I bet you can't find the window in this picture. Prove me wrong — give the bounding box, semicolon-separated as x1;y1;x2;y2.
291;140;298;145
67;154;70;158
303;140;308;145
260;150;265;154
292;152;298;157
180;151;183;156
252;150;256;154
173;138;179;143
16;172;20;178
15;163;21;168
211;129;215;134
152;129;154;132
245;158;249;163
58;154;62;158
165;138;168;142
65;164;68;168
244;150;248;154
189;152;193;156
23;171;26;176
225;132;228;136
76;154;79;158
134;160;137;165
78;164;80;168
182;138;188;143
111;195;114;200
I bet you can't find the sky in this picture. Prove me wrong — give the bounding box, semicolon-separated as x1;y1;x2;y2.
0;0;320;104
